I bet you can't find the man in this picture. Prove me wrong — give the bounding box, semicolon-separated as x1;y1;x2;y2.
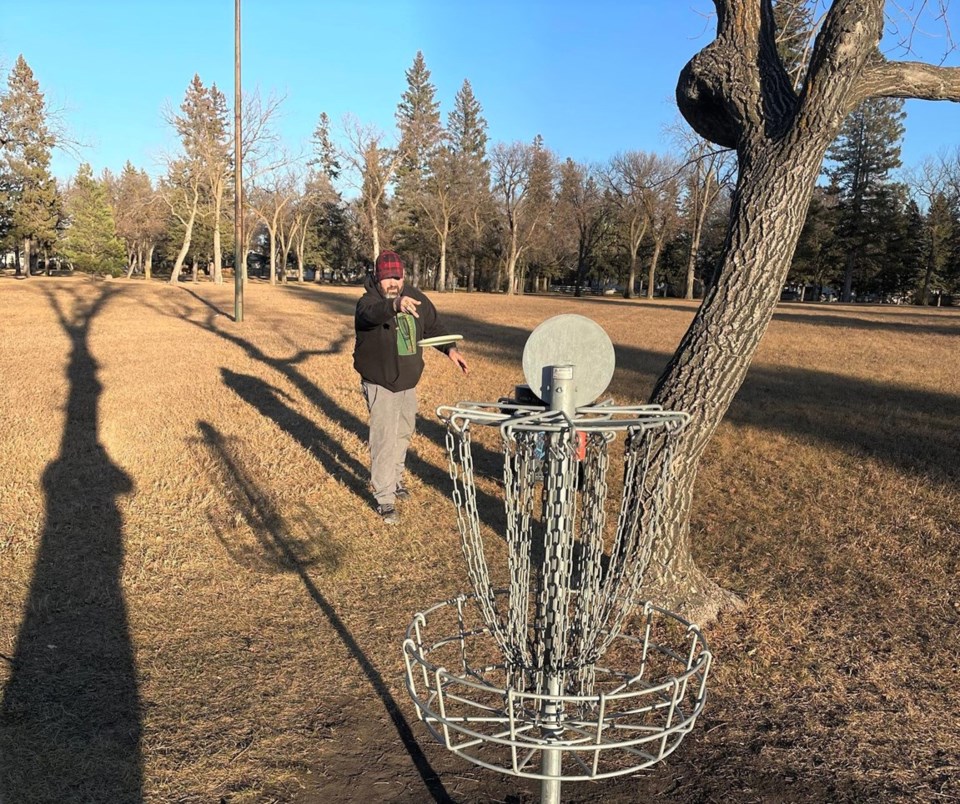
354;250;469;524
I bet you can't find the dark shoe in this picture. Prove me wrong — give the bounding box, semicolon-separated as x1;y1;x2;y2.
377;504;399;525
395;484;410;501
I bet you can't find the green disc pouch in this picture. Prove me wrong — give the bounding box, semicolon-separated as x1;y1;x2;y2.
396;312;418;356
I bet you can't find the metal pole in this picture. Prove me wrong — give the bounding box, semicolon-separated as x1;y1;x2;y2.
233;0;244;322
540;364;576;804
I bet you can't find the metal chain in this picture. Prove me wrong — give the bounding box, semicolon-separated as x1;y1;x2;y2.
440;402;687;699
572;433;609;695
445;423;512;660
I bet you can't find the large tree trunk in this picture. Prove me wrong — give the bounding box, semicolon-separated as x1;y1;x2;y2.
505;223;521;295
295;225;306;283
648;136;828;619
468;254;476;293
505;252;519;295
625;248;639;299
647;0;960;622
145;245;154;280
437;225;448;293
212;186;224;284
369;200;380;263
125;245;136;279
685;183;712;300
646;233;665;300
268;229;277;285
21;239;31;279
169;200;198;284
842;250;856;302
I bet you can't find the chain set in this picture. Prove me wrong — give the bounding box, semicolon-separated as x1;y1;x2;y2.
439;401;689;702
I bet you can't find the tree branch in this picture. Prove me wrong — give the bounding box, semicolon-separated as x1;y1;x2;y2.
801;0;884;111
676;1;797;149
858;58;960;102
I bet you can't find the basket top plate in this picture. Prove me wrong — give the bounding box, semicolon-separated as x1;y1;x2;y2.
521;314;615;408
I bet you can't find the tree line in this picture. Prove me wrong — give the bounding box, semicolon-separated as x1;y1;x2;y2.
1;41;958;304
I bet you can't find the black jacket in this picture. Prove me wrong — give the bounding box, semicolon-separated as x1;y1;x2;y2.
353;276;451;391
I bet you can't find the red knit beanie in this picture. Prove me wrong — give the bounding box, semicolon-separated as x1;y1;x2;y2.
375;251;404;281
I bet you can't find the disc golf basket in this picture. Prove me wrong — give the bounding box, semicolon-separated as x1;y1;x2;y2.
403;314;712;803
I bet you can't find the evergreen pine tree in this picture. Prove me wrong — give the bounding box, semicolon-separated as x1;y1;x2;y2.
0;55;60;276
448;80;488;172
61;163;126;275
788;185;840;299
870;184;913;299
448;79;490;292
919;192;954;303
825;97;906;301
945;196;960;298
311;112;341;181
394;52;442;283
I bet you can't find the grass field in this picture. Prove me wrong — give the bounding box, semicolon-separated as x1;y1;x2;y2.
0;274;957;803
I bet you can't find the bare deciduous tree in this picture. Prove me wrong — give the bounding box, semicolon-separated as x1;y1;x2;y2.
605;151;656;298
491;137;554;294
556;158;607;297
159;159;201;284
648;0;960;620
337;114;402;262
642;156;682;299
673;129;736;300
421;146;460;290
248;163;300;285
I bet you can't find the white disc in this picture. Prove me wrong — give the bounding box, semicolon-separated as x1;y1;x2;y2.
521;314;615;408
418;334;463;347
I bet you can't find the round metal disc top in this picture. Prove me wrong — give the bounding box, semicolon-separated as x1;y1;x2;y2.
521;314;616;408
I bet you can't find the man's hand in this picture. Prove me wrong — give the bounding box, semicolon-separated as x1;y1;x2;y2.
448;347;469;375
394;296;421;318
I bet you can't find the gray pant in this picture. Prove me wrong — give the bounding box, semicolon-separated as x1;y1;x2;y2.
361;380;417;507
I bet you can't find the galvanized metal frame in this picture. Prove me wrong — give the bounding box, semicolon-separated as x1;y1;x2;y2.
403;594;712;781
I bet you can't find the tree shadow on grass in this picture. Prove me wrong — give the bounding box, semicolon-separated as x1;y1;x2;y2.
771;307;960;337
196;421;454;803
220;368;370;500
151;299;509;532
0;286;142;802
179;285;233;318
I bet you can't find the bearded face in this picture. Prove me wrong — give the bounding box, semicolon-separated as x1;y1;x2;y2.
379;277;404;299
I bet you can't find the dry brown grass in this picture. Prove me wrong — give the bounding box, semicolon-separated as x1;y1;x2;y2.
0;274;958;803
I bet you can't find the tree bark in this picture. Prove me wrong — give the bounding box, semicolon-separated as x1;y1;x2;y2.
685;173;713;300
211;179;225;284
369;199;380;263
169;189;199;284
649;0;960;621
646;232;665;300
21;239;31;279
625;251;639;299
268;229;277;285
437;223;449;292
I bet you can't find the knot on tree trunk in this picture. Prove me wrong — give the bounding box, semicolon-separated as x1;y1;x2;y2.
676;47;742;150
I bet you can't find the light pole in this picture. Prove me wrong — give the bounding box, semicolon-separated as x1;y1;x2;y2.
233;0;244;322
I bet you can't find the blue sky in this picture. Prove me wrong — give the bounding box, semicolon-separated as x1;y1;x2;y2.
2;1;959;184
